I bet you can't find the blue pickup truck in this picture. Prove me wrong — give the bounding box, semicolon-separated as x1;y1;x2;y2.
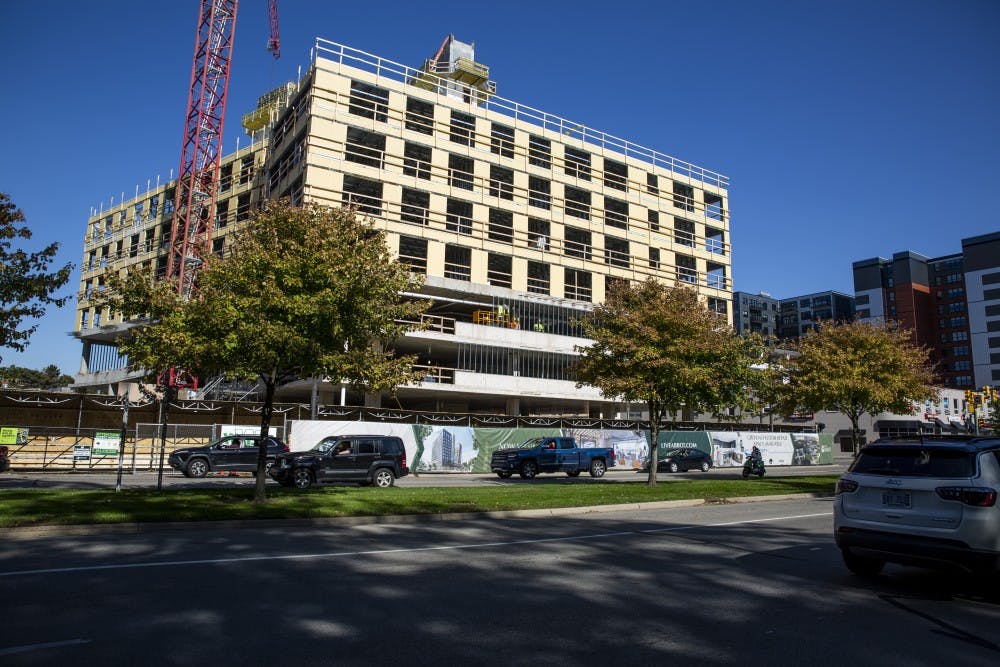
490;436;616;479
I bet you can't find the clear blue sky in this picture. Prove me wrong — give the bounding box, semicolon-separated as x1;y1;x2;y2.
1;0;997;375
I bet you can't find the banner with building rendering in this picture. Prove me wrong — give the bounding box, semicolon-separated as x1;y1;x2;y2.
287;421;833;473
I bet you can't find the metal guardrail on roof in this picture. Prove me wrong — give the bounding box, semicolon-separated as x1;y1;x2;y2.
312;38;729;190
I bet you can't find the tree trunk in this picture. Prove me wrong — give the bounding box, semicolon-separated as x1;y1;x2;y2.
647;400;659;487
849;410;865;457
253;370;277;504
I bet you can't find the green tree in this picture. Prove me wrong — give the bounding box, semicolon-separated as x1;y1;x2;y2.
783;320;936;455
0;364;73;390
0;193;73;364
574;280;759;486
105;200;429;501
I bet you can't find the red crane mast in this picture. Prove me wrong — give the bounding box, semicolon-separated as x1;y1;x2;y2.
166;0;239;298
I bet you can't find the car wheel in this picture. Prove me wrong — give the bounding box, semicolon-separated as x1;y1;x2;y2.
842;549;884;577
292;467;314;490
496;471;512;479
700;461;711;472
186;459;209;478
373;469;395;488
589;459;606;478
668;462;679;473
520;460;538;479
265;459;275;474
566;471;581;477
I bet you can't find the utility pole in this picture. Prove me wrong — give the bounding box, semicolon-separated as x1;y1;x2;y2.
115;393;130;493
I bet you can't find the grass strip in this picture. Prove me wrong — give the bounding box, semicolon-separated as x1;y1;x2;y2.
0;475;838;529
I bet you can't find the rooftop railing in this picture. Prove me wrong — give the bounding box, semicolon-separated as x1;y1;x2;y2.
313;38;728;190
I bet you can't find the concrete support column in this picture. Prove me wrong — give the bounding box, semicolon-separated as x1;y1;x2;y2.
505;397;520;415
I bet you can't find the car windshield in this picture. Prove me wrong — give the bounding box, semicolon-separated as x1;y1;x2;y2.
850;445;975;478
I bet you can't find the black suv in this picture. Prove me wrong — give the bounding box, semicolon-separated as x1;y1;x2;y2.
270;435;409;488
168;435;289;478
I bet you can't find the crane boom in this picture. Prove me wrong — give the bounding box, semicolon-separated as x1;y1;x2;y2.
166;0;239;298
267;0;280;59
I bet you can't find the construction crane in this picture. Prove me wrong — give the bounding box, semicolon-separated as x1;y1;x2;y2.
166;0;280;300
161;0;279;388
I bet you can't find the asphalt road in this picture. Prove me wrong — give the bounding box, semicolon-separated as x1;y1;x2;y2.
1;498;997;666
0;464;845;490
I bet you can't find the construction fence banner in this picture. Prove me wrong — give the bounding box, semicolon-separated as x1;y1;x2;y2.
218;424;279;439
288;421;834;474
92;431;121;457
1;427;28;445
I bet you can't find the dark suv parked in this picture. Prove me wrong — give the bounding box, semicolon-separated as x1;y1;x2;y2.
168;435;289;478
270;435;409;488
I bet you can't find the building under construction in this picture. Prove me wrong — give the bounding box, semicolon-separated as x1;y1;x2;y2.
74;35;731;417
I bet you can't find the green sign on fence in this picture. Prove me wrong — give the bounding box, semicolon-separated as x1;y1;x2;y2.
93;431;121;457
0;427;28;445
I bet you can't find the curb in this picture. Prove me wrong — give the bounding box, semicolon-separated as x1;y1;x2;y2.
0;492;832;539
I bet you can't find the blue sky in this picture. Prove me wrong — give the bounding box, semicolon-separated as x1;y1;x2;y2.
1;0;997;374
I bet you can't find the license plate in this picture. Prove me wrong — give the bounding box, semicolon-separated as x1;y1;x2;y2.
882;491;911;509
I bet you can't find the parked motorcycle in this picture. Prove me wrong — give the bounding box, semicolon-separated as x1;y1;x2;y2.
742;457;766;478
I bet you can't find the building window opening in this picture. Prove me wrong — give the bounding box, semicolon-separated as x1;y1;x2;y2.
349;80;389;122
444;244;472;281
446;199;473;235
648;209;660;232
646;173;659;195
676;254;698;284
528;176;551;210
342;175;383;215
449;154;475;191
403;142;432;180
705;226;725;254
673;182;695;212
604;197;628;230
490;123;515;158
449;110;476;146
528;217;550;250
564;147;591;180
604;159;628;191
488;208;513;244
528;135;551;169
565;268;592;302
675;218;696;247
707;262;726;289
705;192;724;220
487;253;513;288
564;186;591;220
489;165;514;200
564;227;592;260
400;188;430;226
344;127;386;169
398;235;428;274
605;235;630;268
405;97;435;135
527;261;550;295
649;246;660;269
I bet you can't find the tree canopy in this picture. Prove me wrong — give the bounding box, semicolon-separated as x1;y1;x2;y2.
0;364;74;390
0;193;73;364
574;280;762;485
105;200;429;500
783;319;936;454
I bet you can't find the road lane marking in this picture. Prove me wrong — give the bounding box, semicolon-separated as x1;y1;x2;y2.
0;639;92;656
0;511;831;578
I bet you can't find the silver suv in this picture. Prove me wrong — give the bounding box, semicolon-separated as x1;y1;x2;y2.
834;436;1000;576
